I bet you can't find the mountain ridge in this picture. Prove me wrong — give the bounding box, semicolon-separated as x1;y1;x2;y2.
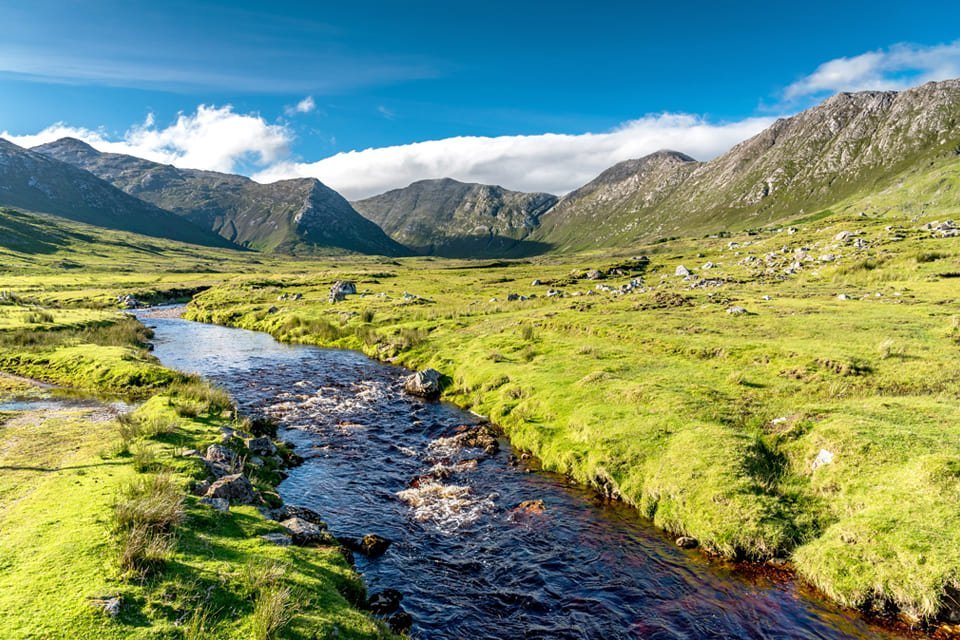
0;139;235;249
33;139;410;256
352;177;557;257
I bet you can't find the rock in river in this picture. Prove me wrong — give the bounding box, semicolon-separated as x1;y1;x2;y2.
367;588;403;614
403;368;442;398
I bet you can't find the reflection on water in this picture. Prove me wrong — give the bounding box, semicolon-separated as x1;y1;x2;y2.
145;314;908;640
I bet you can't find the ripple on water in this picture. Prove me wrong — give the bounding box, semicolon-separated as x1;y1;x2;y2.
143;315;912;640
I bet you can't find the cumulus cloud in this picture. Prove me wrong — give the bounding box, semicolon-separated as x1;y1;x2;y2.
784;41;960;100
3;105;774;200
2;105;292;173
252;113;774;199
286;96;316;116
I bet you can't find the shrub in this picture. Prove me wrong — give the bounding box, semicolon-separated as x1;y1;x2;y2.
169;379;233;415
131;442;160;473
117;523;175;576
877;338;904;359
113;474;184;533
251;586;298;640
22;309;55;324
361;308;375;323
241;560;285;599
520;324;536;341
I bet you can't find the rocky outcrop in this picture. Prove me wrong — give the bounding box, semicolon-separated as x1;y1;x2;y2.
534;80;960;250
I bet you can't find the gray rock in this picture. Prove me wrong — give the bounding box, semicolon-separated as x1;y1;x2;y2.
675;265;691;277
90;596;121;617
205;444;235;465
329;280;357;303
403;369;442;398
367;589;403;614
261;532;292;546
281;517;335;546
273;504;328;527
726;306;748;315
200;497;230;512
245;436;276;456
676;536;699;549
205;473;257;504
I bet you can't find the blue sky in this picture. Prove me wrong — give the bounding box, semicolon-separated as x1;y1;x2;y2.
2;0;960;197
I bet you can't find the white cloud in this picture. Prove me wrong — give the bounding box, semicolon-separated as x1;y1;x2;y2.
252;113;774;199
285;96;316;116
2;105;292;174
784;41;960;100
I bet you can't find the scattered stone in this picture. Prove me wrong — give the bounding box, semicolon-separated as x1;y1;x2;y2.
834;231;854;242
261;532;292;546
403;369;442;398
266;306;279;314
675;265;691;277
205;473;257;504
726;306;748;315
702;261;716;270
91;596;121;617
531;279;543;286
192;479;211;496
836;293;850;301
506;293;520;301
329;280;357;303
273;504;327;526
205;443;235;465
281;517;335;546
245;436;276;456
676;536;699;549
387;610;414;634
584;269;605;280
511;499;546;516
546;289;562;298
811;449;835;470
366;589;403;614
200;497;230;512
115;294;140;309
360;534;391;557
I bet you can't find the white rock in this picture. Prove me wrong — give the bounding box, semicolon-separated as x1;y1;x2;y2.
812;449;834;470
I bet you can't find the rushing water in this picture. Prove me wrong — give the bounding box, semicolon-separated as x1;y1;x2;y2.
143;313;910;640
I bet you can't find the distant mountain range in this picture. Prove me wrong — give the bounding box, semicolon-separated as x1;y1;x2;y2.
2;79;958;258
33;138;409;256
352;178;557;257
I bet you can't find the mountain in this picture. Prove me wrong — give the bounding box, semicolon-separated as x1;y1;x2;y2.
33;138;409;256
0;139;233;248
533;79;960;250
352;178;558;257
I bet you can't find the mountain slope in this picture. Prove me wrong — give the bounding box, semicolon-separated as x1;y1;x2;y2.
34;138;409;256
0;139;233;249
352;178;558;257
534;79;960;250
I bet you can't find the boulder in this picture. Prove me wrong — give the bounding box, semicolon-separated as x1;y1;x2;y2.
403;369;442;398
245;436;276;456
584;269;605;280
387;610;414;634
281;517;335;546
811;448;834;470
329;280;357;303
261;532;292;546
360;534;391;557
205;444;235;465
200;497;230;512
675;265;691;277
676;536;699;549
205;473;257;504
366;589;403;614
91;596;121;617
273;504;327;527
726;306;748;315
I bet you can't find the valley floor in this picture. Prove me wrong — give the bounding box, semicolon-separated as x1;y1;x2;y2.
2;183;960;633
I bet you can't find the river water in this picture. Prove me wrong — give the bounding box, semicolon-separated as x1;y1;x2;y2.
144;313;909;640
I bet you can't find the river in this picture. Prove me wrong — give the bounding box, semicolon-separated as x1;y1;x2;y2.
143;312;910;640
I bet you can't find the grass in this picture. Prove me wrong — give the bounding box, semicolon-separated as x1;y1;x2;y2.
2;161;960;626
0;307;394;638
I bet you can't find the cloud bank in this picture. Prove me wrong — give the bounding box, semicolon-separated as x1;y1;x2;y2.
784;41;960;100
254;114;774;199
2;105;291;173
3;106;773;199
